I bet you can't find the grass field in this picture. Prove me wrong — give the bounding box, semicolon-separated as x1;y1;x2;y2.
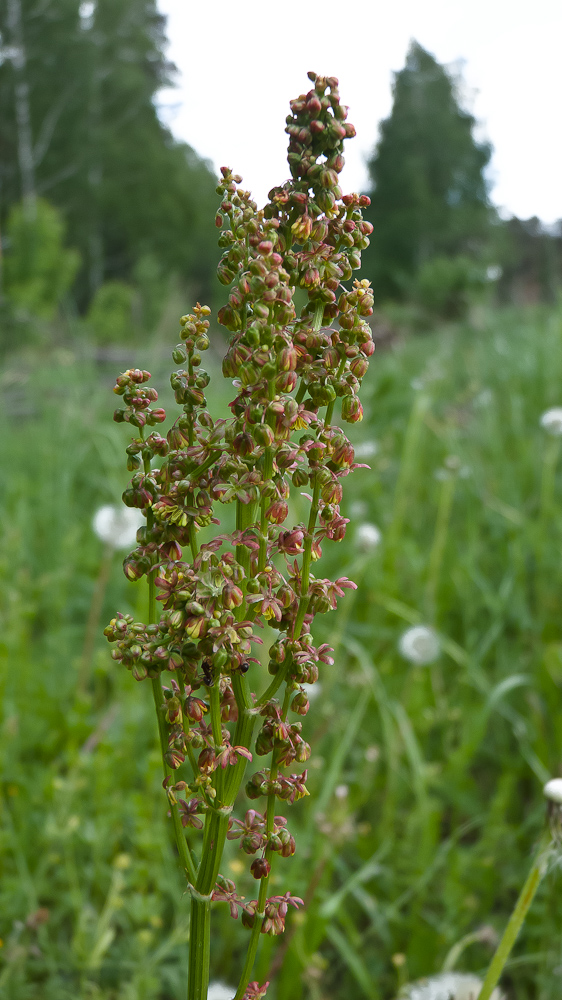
1;303;562;1000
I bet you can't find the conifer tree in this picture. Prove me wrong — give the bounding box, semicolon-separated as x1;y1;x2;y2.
363;41;492;301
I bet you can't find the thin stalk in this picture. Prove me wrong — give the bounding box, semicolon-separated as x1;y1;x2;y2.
151;675;198;885
235;675;293;997
476;831;552;1000
539;436;561;527
425;470;457;622
141;453;198;903
78;541;113;694
385;391;431;576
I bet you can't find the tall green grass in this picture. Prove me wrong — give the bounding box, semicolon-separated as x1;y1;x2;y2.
1;306;562;999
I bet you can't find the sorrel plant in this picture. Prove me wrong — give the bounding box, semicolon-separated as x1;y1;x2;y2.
104;73;373;1000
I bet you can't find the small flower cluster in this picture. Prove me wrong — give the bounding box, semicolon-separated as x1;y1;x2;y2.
104;73;371;999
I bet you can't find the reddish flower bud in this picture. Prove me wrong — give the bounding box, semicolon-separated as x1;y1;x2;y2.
321;480;342;504
266;500;288;524
341;395;363;423
350;356;369;378
250;857;271;880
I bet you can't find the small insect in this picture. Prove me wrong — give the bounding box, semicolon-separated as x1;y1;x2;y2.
238;661;249;674
201;660;214;686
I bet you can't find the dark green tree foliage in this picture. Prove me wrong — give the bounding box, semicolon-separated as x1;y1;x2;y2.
363;42;492;300
0;0;219;308
495;217;562;305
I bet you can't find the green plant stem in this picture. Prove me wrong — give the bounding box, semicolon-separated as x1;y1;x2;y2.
188;896;211;1000
476;831;552;1000
539;436;561;527
187;498;260;1000
425;470;456;621
385;391;431;576
150;676;198;884
235;678;293;998
140;453;199;903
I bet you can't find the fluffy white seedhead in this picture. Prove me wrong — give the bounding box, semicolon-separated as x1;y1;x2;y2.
544;777;562;804
93;504;144;550
356;522;382;552
354;440;378;458
540;408;562;436
399;625;440;665
400;972;503;1000
207;984;235;1000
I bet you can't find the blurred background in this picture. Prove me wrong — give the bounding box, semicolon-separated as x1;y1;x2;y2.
1;1;562;998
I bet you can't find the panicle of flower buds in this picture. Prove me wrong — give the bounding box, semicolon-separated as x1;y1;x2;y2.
104;73;371;971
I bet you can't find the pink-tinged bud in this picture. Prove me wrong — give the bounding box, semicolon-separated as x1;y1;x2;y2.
341;396;363;423
242;833;264;855
257;240;273;255
275;371;298;393
291;691;309;715
233;432;254;457
132;663;148;681
162;540;182;561
307;95;322;115
292;467;309;487
280;833;297;857
253;423;275;447
223;581;244;609
278;529;304;555
323;346;339;370
185;616;206;639
123;557;144;581
277;583;296;608
309;119;325;134
198;748;216;773
303;267;320;289
266;500;288;524
332;441;354;468
185;696;207;722
291;215;313;241
165;748;185;769
331;515;349;541
165;696;183;725
320;167;339;189
278;346;298;371
344;122;356;138
215;214;223;227
321;480;343;504
360;339;375;357
250;858;271;880
350;356;369;378
148;408;166;424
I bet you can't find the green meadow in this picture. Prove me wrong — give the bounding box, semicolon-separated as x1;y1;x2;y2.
1;303;562;1000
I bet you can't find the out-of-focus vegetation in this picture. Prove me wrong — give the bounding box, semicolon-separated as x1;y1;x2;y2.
2;306;562;999
0;0;220;327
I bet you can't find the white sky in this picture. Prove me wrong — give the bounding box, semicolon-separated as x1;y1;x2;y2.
156;0;562;224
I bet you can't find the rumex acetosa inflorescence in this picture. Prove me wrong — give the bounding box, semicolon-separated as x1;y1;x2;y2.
104;71;373;1000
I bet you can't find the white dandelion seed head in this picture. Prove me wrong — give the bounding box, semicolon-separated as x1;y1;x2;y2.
356;522;382;552
540;408;562;436
334;784;349;800
354;440;378;459
399;626;440;666
400;972;503;1000
544;778;562;804
350;500;368;519
92;504;144;550
207;984;235;1000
